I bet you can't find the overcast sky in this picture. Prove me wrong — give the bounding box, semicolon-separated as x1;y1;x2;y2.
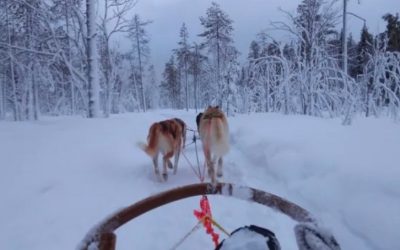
121;0;399;76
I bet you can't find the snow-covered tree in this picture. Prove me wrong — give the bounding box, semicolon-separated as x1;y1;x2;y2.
295;0;338;67
98;0;136;117
382;13;400;52
51;0;85;115
144;64;159;109
354;25;374;78
199;2;239;108
160;56;180;108
188;42;207;112
1;0;19;120
363;42;400;118
127;14;151;112
174;23;191;111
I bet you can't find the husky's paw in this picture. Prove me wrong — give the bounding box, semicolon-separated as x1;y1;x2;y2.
210;178;218;188
162;173;168;181
167;161;173;169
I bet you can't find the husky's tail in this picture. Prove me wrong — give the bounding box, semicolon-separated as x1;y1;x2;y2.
138;123;159;157
213;119;230;157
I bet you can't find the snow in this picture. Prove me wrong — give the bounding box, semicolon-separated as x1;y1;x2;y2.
0;110;399;250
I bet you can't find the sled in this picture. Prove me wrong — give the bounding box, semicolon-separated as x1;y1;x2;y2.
77;182;340;250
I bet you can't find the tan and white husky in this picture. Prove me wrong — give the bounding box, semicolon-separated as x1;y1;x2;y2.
197;106;229;184
139;118;186;181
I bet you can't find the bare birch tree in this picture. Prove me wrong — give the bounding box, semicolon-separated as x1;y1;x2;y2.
99;0;136;116
86;0;100;117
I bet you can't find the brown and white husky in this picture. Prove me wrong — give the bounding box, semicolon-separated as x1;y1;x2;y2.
197;106;229;184
139;118;186;182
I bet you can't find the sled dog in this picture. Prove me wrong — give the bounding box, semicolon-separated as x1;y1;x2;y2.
197;106;229;184
139;118;186;181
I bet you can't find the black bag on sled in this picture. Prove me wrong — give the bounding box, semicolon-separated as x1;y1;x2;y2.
215;223;340;250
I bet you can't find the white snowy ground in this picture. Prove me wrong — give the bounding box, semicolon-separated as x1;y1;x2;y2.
0;110;399;250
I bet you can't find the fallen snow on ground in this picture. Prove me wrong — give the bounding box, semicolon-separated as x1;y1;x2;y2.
0;110;399;250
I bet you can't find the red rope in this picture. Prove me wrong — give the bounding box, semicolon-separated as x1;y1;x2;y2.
180;130;221;247
193;196;220;247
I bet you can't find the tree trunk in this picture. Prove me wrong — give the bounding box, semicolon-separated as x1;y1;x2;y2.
0;77;4;120
27;12;38;121
133;73;140;112
116;78;123;113
342;0;348;74
32;64;39;120
6;3;19;121
65;4;76;115
104;38;113;117
102;0;114;117
265;79;269;112
226;77;230;116
194;44;200;112
86;0;100;118
135;20;146;112
194;72;198;113
216;21;222;107
184;61;188;111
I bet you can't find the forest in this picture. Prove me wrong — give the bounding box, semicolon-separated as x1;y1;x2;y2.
0;0;399;122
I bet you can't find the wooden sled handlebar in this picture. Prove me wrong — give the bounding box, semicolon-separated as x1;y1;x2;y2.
78;182;316;250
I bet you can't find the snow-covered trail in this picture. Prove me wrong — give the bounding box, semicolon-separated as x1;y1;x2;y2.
227;114;400;250
0;110;399;250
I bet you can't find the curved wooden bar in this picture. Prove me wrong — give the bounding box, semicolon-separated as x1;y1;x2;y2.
78;182;315;250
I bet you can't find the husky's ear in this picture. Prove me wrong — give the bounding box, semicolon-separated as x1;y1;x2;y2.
208;105;212;109
196;112;203;130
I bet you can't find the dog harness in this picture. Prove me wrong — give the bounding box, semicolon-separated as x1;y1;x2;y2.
202;111;224;120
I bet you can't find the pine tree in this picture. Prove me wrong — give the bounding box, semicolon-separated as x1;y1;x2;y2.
382;13;400;52
160;56;179;108
347;33;359;78
145;65;158;109
354;25;374;77
128;14;152;112
248;40;261;60
188;42;206;112
199;2;238;108
175;23;191;111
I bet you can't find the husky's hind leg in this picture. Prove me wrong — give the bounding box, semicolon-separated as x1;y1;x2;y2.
173;149;180;175
217;157;223;177
152;152;163;182
205;150;216;184
163;151;174;181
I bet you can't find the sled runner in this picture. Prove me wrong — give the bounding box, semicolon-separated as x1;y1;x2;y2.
78;182;340;250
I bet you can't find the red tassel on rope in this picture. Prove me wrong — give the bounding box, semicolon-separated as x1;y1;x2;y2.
193;195;219;247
